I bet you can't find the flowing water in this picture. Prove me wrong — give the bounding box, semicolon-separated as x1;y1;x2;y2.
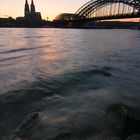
0;28;140;140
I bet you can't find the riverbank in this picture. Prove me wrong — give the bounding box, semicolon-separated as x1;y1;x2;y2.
0;20;140;29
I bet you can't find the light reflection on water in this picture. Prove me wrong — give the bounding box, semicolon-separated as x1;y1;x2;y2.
0;28;140;140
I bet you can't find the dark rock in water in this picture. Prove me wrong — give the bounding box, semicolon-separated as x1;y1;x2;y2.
87;131;121;140
102;66;113;71
48;132;73;140
127;135;140;140
105;103;140;136
106;103;128;129
91;69;112;76
12;112;39;140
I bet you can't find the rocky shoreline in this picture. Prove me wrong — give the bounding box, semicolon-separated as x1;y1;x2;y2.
106;103;140;140
11;103;140;140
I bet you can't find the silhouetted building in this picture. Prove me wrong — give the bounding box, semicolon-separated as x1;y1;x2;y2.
54;13;84;21
0;17;15;27
16;0;42;26
25;0;30;17
31;0;35;12
24;0;42;21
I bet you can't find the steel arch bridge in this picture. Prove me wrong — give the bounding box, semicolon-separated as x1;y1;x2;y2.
75;0;140;20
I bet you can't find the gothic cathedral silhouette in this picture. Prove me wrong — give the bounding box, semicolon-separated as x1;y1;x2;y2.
24;0;42;21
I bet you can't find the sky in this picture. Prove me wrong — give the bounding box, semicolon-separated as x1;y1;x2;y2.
0;0;87;20
0;0;139;21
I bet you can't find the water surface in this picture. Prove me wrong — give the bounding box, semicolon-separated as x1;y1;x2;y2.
0;28;140;140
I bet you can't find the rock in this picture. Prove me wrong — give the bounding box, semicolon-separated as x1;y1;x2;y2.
48;132;72;140
127;135;140;140
105;103;140;135
12;112;39;140
91;69;112;76
87;131;121;140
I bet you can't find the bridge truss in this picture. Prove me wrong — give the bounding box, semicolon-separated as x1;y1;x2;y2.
75;0;140;20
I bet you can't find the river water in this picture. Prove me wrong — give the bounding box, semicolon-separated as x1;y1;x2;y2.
0;28;140;140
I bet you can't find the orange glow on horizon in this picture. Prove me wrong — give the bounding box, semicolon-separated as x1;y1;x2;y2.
0;0;139;21
0;0;87;20
104;18;140;22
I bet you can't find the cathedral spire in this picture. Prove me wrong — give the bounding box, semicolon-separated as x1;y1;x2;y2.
31;0;36;12
25;0;29;16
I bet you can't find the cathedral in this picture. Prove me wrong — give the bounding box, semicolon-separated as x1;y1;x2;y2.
24;0;42;21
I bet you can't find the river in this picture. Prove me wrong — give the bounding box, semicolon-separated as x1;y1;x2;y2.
0;28;140;140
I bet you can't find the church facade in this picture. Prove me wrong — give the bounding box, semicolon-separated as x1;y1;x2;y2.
24;0;42;21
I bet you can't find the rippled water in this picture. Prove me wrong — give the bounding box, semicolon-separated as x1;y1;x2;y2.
0;28;140;140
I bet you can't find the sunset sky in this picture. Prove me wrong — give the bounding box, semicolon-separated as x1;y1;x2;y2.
0;0;87;20
0;0;139;21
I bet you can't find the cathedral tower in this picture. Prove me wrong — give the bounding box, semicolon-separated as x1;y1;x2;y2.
31;0;36;12
23;0;42;21
24;0;29;17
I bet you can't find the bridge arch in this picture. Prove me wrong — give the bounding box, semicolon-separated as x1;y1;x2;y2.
76;0;140;18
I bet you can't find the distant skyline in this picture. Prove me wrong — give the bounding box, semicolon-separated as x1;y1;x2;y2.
0;0;87;20
0;0;139;21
